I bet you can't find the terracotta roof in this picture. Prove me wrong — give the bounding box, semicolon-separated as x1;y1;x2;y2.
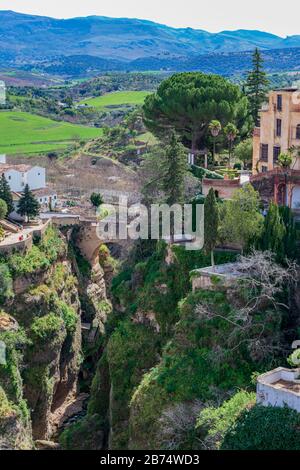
0;163;33;173
32;188;57;197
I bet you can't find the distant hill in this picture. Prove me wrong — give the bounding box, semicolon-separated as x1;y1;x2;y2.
0;10;300;77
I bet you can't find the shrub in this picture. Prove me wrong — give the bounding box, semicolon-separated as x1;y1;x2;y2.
0;328;28;404
30;313;64;343
196;391;256;449
8;246;49;276
287;349;300;368
0;386;15;420
39;226;65;263
221;405;300;450
56;301;77;334
0;198;7;219
59;414;104;450
0;263;13;302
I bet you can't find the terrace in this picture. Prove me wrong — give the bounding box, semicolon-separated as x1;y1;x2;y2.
191;262;246;291
257;368;300;413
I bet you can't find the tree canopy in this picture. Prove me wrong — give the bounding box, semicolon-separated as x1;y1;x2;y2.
245;48;269;125
204;188;219;267
219;184;264;251
143;72;252;153
0;175;14;215
90;192;104;208
0;198;7;219
17;184;40;221
234;138;253;169
162;132;187;206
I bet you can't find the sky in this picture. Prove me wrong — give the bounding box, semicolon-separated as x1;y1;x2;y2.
0;0;299;37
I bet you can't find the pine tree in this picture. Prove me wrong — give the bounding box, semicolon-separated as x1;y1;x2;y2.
17;184;40;221
245;48;269;125
0;174;14;214
204;188;219;267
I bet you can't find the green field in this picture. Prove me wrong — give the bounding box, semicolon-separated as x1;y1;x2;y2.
78;91;150;109
0;111;102;155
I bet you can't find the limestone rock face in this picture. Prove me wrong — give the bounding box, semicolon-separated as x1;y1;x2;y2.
0;228;115;449
84;263;112;335
0;410;33;450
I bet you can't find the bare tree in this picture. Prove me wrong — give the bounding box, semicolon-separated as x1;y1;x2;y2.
159;401;205;450
195;251;298;361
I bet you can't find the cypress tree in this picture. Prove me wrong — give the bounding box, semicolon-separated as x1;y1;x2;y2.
204;188;219;267
162;132;187;243
260;203;285;262
0;174;14;215
245;48;269;125
17;184;40;222
278;206;297;260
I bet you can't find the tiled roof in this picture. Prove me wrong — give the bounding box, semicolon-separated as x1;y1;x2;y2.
0;163;33;173
32;188;57;197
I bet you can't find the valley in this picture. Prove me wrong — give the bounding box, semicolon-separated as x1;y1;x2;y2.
1;6;300;455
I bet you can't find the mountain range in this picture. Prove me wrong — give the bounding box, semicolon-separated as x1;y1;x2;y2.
0;10;300;77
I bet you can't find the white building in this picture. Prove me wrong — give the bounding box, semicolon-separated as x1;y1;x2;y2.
257;367;300;413
0;155;58;218
0;81;6;105
1;164;46;192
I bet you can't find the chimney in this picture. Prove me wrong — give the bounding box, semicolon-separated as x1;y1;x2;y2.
0;155;6;164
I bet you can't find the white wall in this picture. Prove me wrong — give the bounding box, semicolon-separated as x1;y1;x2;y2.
37;194;58;210
27;167;46;190
4;169;24;192
257;368;300;413
3;166;46;192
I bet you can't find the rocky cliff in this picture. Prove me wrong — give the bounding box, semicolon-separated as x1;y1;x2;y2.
0;225;114;449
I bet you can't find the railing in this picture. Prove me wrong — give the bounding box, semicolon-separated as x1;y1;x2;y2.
250;167;300;182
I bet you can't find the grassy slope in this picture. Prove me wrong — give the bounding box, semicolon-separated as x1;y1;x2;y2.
78;91;150;109
0;111;102;155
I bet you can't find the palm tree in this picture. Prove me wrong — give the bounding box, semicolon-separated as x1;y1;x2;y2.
209;120;222;165
278;152;293;169
224;123;238;167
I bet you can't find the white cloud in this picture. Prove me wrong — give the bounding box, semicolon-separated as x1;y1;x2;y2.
1;0;299;37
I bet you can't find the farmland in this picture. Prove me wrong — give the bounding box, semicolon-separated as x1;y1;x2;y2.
77;90;150;109
0;111;102;155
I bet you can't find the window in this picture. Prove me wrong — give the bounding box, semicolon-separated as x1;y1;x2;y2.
277;95;282;111
276;119;282;137
260;144;269;162
262;166;268;173
296;125;300;140
273;146;281;162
